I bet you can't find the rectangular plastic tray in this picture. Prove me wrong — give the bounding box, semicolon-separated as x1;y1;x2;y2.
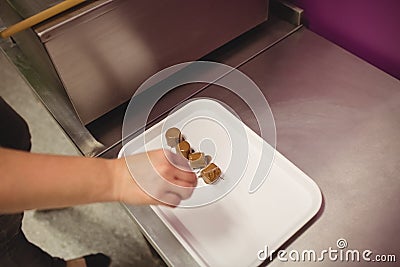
119;99;322;267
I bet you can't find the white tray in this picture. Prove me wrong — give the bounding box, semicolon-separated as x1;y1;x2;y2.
119;99;322;267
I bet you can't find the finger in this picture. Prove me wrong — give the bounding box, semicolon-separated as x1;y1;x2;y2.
155;163;196;185
171;178;197;188
180;187;195;200
171;168;197;184
167;182;195;200
162;191;182;207
165;150;192;172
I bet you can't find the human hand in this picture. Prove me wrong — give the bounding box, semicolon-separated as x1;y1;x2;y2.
113;149;197;207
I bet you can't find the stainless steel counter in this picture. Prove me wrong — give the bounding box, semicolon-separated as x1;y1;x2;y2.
104;25;400;266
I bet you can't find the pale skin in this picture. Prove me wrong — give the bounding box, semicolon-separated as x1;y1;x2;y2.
0;147;197;266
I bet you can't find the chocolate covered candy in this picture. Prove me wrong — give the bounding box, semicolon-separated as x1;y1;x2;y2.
165;127;182;147
177;140;190;159
200;163;221;184
188;152;207;169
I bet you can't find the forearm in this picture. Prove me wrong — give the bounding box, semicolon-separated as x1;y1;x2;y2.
0;147;119;213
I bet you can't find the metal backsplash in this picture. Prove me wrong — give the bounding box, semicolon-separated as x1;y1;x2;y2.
1;0;269;155
36;0;269;124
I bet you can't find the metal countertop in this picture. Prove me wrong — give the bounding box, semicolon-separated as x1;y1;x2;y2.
114;27;400;266
195;28;400;266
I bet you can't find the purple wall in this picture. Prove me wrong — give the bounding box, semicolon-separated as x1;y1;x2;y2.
290;0;400;79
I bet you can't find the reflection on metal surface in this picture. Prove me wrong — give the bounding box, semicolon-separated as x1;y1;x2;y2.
38;0;269;124
0;44;105;156
89;16;301;157
1;0;270;156
123;204;200;267
0;0;104;156
270;0;304;26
